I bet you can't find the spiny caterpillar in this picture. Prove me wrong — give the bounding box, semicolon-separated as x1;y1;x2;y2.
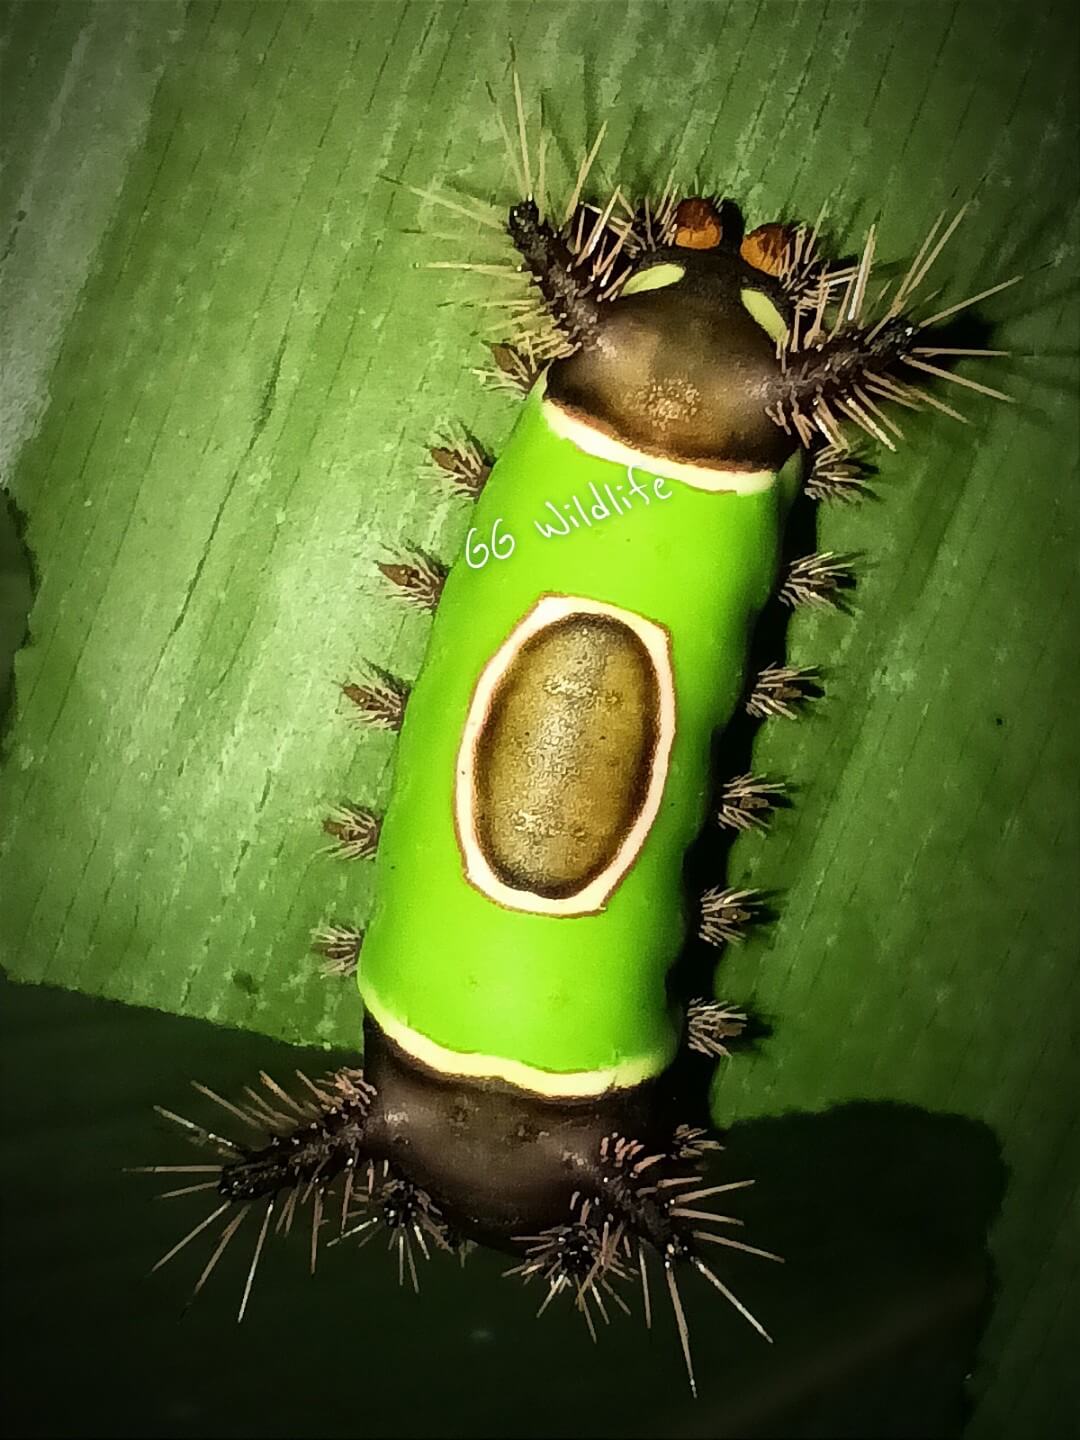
136;83;1018;1394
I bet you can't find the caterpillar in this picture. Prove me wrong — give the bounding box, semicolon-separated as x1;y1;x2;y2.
136;85;1017;1394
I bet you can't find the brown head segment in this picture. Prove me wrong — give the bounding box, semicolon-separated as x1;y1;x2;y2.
529;196;798;473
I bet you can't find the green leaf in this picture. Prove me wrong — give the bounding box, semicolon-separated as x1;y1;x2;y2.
1;4;1077;1434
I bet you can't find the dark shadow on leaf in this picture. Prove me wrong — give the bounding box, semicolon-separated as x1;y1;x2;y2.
1;976;1005;1440
0;490;35;752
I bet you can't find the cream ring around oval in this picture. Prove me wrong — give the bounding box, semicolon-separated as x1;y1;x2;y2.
455;594;676;916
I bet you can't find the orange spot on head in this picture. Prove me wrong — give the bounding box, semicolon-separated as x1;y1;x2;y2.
740;222;792;277
674;197;723;250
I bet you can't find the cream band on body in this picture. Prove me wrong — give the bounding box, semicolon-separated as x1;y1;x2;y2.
361;987;671;1098
542;397;778;495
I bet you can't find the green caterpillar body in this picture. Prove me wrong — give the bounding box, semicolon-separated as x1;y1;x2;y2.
362;385;799;1090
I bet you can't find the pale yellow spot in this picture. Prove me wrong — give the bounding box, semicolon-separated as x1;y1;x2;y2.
741;287;788;343
620;262;686;296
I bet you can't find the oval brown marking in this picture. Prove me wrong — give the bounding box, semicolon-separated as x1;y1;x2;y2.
472;613;661;900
